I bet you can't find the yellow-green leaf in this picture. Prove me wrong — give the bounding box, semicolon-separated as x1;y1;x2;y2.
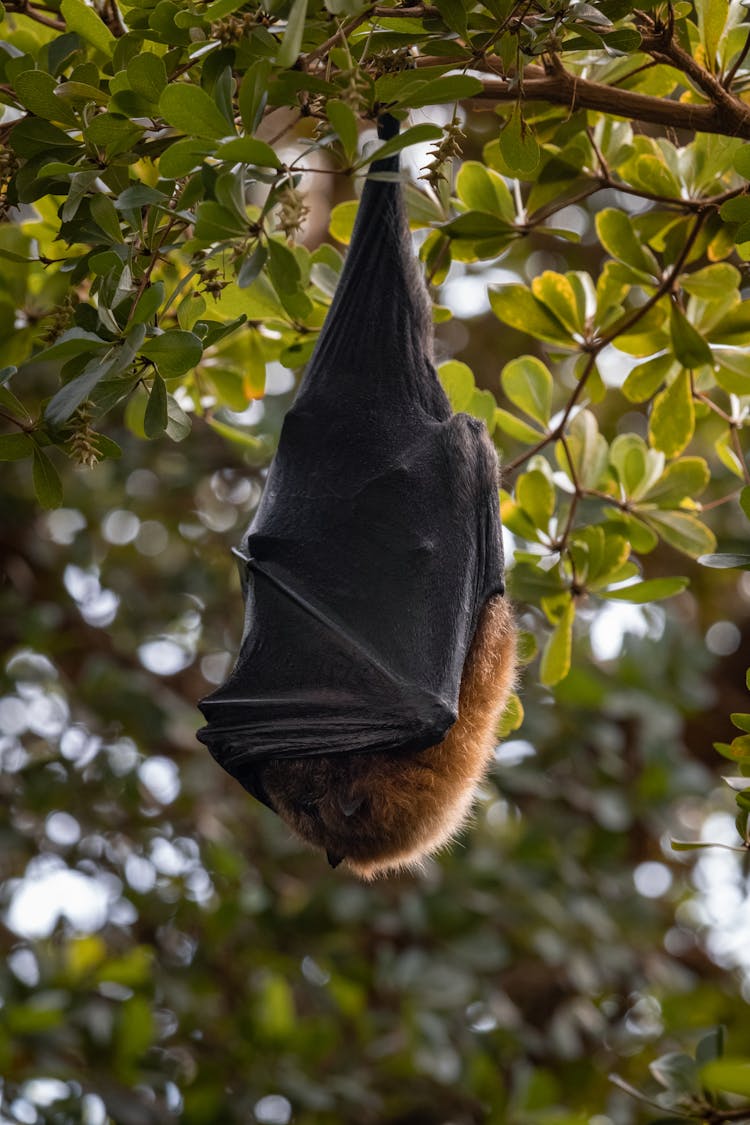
595;209;659;278
701;1059;750;1098
540;598;574;687
669;303;712;368
455;161;514;220
500;355;552;426
649;369;695;457
531;271;583;335
517;469;555;530
438;360;474;412
643;509;716;557
329;200;358;245
490;286;572;348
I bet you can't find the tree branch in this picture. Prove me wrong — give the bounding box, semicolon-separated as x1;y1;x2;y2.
638;30;743;115
4;0;65;30
466;69;750;140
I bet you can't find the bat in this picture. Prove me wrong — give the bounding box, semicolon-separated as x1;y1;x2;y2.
198;115;517;878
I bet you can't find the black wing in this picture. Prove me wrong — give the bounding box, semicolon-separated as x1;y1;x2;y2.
198;118;505;790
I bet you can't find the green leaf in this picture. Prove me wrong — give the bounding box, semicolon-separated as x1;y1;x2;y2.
696;0;729;68
194;201;247;241
440;212;512;240
32;446;62;509
434;0;467;35
61;0;115;54
90;194;123;243
239;60;271;133
469;388;496;428
217;137;281;168
160;139;216;179
696;1028;725;1068
406;75;483;109
531;272;584;335
267;238;301;295
166;393;191;442
144;372;168;437
494;408;543;444
671;839;744;851
595;209;659;278
127;53;167;102
277;0;308;68
497;691;523;738
140;331;202;378
731;714;750;733
159;84;233;140
455;161;514;220
45;351;119;426
326;100;359;164
622;353;675;403
500;355;552;426
650;1053;698;1095
669;304;712;368
489;286;572;347
130;282;165;326
237;243;268;289
329;200;359;245
540;598;574;687
498;105;540;177
649;370;695;457
644;510;716;557
600;577;689;603
561;410;609;490
354;125;443;170
610;434;664;499
516;469;555;530
0;432;34;460
715;739;749;761
115;185;169;211
644;457;710;507
619;153;681;199
438;360;474;412
701;1059;750;1098
681;262;741;300
697;553;750;570
207;417;268;454
14;71;78;126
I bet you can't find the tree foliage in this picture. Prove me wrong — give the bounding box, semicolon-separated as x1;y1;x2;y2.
2;0;750;1122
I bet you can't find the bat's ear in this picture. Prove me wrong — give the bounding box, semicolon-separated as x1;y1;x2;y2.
326;850;344;869
340;794;365;817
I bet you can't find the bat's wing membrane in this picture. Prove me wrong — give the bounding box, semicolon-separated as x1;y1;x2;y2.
198;121;506;789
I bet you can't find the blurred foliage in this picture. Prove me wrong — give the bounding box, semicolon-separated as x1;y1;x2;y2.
2;0;750;1121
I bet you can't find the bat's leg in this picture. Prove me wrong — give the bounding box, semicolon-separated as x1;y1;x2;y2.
260;596;517;879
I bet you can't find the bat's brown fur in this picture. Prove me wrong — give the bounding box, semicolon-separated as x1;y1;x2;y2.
259;595;517;879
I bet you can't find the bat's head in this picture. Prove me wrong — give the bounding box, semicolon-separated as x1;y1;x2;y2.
256;747;479;880
257;595;517;880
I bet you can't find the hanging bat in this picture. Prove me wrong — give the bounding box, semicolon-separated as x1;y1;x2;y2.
198;116;517;879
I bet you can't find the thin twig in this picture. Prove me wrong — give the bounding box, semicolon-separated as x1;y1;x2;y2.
4;0;65;29
304;7;375;67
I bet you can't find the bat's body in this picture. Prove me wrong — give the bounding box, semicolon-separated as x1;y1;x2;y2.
198;117;517;877
260;594;516;878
